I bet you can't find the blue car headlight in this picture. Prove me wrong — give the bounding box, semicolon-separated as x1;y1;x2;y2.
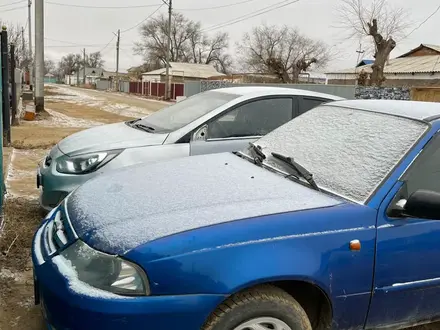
60;240;150;296
56;150;122;174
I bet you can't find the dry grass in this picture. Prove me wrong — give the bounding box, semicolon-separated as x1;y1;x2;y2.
11;125;83;150
0;198;45;330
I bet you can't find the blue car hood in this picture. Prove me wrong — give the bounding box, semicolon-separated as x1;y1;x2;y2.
66;153;342;255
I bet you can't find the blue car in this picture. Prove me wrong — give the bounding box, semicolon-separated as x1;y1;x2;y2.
33;99;440;330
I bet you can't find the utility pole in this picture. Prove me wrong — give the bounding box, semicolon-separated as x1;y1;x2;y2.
355;43;365;68
164;0;172;100
114;29;120;91
83;48;86;85
10;44;18;126
34;0;44;112
28;0;33;90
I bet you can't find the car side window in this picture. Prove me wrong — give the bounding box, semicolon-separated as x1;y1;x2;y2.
400;132;440;198
300;98;327;114
207;98;293;139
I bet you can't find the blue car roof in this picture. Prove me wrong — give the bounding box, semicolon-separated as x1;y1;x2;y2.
327;99;440;122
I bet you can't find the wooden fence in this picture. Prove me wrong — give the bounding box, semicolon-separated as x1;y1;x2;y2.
128;81;184;100
411;87;440;102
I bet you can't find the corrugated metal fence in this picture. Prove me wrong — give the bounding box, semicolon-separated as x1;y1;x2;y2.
112;79;356;100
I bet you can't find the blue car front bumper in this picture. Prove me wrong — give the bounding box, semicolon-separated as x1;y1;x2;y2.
32;221;226;330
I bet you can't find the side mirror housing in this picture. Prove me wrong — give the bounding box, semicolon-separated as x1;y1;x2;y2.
191;124;208;142
403;189;440;220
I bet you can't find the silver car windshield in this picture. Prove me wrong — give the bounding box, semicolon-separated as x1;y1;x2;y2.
136;90;240;133
243;105;429;204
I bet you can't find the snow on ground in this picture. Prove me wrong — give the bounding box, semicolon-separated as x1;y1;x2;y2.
5;148;48;200
26;108;102;128
47;85;155;118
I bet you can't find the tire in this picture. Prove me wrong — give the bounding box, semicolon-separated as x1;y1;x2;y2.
202;285;312;330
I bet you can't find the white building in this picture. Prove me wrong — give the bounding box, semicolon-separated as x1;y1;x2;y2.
142;62;224;82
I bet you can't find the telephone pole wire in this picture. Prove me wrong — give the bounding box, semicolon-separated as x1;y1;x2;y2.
164;0;172;100
28;0;33;90
114;29;120;91
34;0;44;112
83;48;86;85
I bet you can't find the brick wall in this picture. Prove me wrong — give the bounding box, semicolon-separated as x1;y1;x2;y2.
328;79;440;88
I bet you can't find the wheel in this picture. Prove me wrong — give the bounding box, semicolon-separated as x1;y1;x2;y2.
203;285;312;330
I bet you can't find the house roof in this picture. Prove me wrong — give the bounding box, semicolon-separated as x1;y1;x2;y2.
356;59;374;67
397;44;440;58
142;62;224;78
326;55;440;74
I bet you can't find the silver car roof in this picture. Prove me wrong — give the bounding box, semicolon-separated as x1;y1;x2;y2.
212;86;345;101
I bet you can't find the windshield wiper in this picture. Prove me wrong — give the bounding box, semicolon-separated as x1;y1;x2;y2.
249;142;266;166
271;152;320;191
133;123;155;132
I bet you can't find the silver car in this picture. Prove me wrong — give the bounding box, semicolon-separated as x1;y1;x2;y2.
37;86;343;211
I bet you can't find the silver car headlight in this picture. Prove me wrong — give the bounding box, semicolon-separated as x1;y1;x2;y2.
56;150;122;174
60;240;150;296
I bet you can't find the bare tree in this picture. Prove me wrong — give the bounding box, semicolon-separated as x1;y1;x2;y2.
337;0;409;86
237;24;330;83
134;12;232;74
56;53;82;82
0;21;30;70
44;58;55;75
87;51;104;68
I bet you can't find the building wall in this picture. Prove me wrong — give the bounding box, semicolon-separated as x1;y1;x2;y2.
196;80;356;99
328;78;440;87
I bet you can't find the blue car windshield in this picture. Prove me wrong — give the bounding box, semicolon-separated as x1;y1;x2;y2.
245;105;429;204
135;90;240;133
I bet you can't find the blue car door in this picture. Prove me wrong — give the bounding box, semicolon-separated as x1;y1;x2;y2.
367;131;440;328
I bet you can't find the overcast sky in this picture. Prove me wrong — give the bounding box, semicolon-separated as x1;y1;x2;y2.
2;0;439;73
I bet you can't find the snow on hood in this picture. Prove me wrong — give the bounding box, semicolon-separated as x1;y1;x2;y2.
57;122;168;156
66;153;342;254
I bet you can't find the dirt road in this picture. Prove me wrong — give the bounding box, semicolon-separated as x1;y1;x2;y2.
46;84;170;118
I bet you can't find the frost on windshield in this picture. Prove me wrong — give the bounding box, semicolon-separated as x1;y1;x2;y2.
255;106;428;203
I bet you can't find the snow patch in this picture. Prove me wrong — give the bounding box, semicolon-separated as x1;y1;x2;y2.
26;108;102;128
102;103;152;118
47;85;155;118
52;255;131;299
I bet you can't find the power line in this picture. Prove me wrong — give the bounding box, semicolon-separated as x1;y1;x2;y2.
201;0;300;33
400;4;440;41
98;35;116;53
46;1;161;9
176;0;256;11
0;4;26;12
120;4;164;33
0;0;25;8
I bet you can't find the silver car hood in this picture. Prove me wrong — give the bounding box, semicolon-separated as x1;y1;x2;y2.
57;122;169;156
66;153;342;254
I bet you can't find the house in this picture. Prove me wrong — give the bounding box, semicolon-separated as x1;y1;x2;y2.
65;67;105;85
44;73;57;83
325;44;440;86
142;62;224;82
